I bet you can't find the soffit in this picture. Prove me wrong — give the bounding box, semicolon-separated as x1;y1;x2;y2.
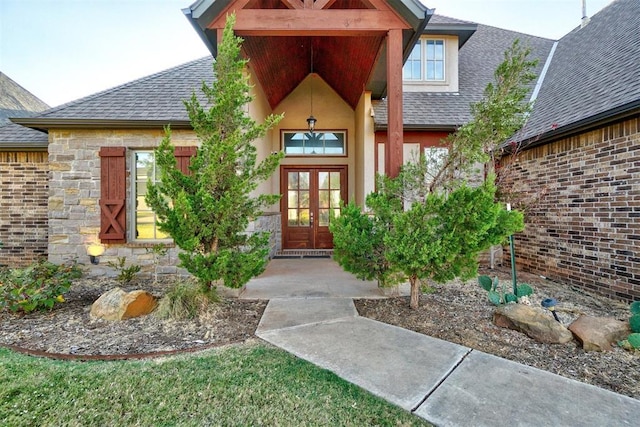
185;0;429;109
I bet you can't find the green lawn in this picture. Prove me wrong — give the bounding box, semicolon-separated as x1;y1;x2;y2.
0;343;429;426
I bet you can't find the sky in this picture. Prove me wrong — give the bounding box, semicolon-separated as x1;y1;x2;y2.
0;0;615;107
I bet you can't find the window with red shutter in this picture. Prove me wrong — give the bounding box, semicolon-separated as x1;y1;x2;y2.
174;146;197;175
99;147;127;243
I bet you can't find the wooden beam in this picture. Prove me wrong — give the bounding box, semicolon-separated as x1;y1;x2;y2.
314;0;337;9
386;28;403;178
281;0;303;9
210;9;410;33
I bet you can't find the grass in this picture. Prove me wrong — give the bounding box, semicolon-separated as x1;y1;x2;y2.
0;343;429;427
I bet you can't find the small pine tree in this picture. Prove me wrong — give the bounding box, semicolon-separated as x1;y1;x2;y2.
331;40;535;309
146;14;284;289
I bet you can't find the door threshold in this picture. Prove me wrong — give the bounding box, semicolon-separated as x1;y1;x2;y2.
273;249;333;259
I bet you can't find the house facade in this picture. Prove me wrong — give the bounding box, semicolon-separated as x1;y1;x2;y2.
3;0;639;301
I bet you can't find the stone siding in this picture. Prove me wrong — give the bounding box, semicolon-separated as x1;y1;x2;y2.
0;151;49;267
48;128;282;278
503;116;640;301
48;129;199;277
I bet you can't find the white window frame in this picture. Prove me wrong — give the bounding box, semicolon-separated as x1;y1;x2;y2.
130;150;170;242
403;38;446;82
281;130;347;156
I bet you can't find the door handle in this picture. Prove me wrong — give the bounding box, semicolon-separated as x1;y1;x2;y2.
310;211;314;226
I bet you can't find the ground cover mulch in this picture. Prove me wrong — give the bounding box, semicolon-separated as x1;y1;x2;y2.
1;268;639;400
355;267;640;400
0;278;266;357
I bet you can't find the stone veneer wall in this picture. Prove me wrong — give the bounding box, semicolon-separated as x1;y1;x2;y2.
0;151;49;267
48;129;199;277
504;115;639;301
48;128;282;278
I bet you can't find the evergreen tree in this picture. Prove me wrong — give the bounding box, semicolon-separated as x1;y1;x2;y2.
146;14;284;289
331;40;535;309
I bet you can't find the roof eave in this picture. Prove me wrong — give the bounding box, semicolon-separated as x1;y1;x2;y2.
423;23;478;48
10;118;193;132
0;143;48;151
521;101;640;150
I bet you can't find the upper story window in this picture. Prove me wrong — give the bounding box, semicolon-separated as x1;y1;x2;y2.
283;131;346;156
403;39;445;82
132;151;169;241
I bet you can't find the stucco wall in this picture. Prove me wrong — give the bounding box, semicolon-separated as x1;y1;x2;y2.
504;115;640;301
0;151;49;267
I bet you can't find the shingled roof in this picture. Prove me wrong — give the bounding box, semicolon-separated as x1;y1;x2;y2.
0;72;50;148
519;0;640;145
373;23;555;130
13;56;214;131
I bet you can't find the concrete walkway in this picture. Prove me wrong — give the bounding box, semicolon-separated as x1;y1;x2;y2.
242;259;640;426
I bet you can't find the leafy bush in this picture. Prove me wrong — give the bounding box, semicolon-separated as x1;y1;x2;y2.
478;275;533;306
107;256;141;285
618;302;640;351
0;260;82;313
155;279;219;320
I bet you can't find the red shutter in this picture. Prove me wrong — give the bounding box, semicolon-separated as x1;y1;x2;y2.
99;147;126;243
174;146;197;175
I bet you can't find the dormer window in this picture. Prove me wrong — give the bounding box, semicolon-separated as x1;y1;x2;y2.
403;39;445;81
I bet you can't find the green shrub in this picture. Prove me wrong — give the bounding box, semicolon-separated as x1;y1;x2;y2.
155;279;219;320
627;333;640;350
107;256;141;285
0;260;82;313
629;314;640;334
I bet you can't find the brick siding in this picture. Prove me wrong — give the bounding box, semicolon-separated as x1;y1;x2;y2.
503;115;640;302
0;151;49;267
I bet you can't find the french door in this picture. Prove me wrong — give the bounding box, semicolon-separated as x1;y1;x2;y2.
281;166;347;249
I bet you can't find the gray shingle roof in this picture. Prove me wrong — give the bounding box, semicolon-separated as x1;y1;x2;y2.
0;72;50;114
519;0;640;143
374;24;555;129
24;56;214;125
0;122;48;148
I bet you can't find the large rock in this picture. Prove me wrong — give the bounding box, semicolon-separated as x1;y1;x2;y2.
90;287;157;321
493;304;573;344
568;315;630;352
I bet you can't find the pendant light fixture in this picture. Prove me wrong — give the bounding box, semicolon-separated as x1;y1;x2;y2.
306;41;317;132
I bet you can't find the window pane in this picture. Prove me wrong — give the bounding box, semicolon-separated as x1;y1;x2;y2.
299;172;310;189
299;209;310;226
288;172;299;190
288;191;298;208
288;209;298;226
330;190;341;208
319;209;330;227
426;62;435;80
435;62;444;80
329;172;340;188
319;191;329;209
283;132;345;156
319;172;329;189
299;190;310;208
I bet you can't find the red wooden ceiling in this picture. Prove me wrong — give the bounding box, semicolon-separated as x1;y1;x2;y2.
242;35;384;109
234;0;388;109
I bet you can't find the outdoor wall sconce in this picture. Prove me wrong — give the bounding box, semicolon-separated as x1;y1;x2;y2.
87;243;105;265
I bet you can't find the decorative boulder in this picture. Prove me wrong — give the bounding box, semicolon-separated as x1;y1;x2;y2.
90;287;157;321
568;315;631;352
493;304;573;344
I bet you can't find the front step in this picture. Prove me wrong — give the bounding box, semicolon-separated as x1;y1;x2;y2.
273;249;333;259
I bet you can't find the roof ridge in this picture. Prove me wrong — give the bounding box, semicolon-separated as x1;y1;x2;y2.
38;56;212;118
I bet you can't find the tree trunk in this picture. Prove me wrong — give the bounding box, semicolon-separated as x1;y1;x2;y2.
410;275;420;310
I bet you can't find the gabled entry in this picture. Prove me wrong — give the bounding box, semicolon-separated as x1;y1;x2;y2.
281;166;346;249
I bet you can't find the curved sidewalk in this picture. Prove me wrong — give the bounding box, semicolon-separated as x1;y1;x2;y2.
244;259;640;426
